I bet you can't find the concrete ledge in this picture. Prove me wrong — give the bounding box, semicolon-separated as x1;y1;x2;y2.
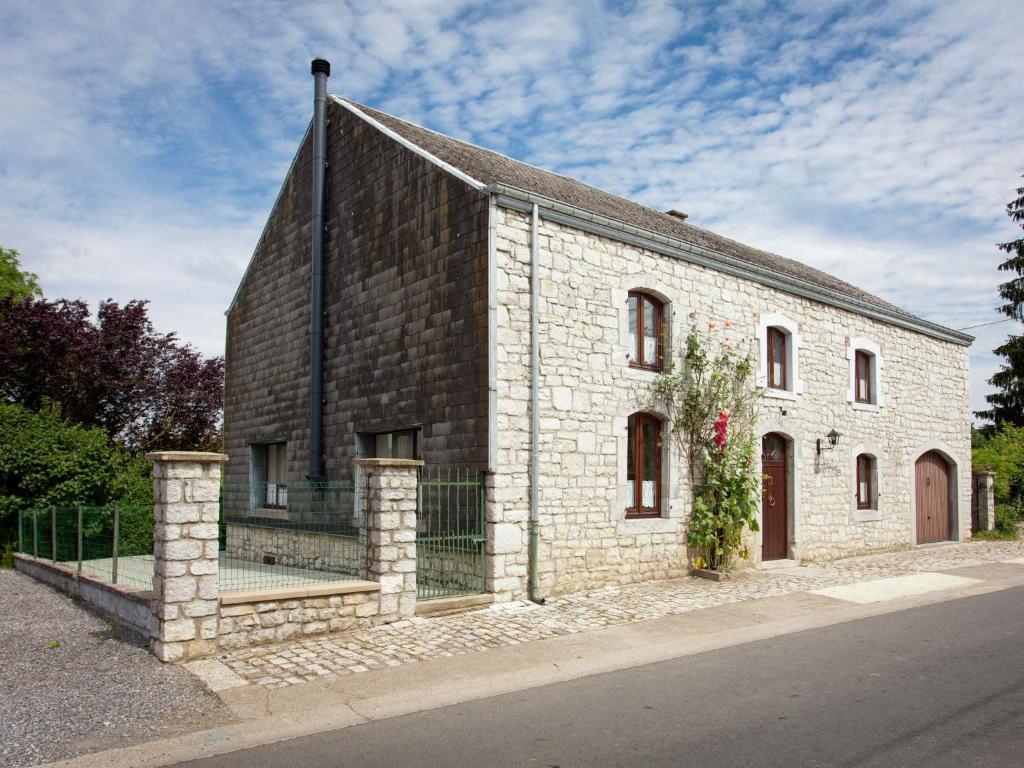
353;458;424;469
416;593;494;617
13;553;153;636
144;451;228;463
220;580;381;605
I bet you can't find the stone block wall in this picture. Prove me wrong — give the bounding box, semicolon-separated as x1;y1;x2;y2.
217;587;382;650
492;206;972;597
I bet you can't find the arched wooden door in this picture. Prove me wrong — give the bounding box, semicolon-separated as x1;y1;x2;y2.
761;433;788;560
916;451;951;544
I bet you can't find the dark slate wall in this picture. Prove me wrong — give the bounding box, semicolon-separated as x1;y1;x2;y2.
223;102;490;484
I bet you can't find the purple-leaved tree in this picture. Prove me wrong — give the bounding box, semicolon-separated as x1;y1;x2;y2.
0;296;224;453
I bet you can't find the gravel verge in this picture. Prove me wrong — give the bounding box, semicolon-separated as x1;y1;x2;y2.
0;568;234;767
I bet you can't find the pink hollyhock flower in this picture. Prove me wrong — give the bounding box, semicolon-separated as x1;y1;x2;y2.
712;408;729;451
723;320;732;329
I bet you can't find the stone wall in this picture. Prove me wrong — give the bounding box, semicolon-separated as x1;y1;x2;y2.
217;585;383;650
972;471;996;532
492;206;972;597
223;100;490;487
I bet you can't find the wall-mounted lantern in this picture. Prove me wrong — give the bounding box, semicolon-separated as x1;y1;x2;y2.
816;429;841;455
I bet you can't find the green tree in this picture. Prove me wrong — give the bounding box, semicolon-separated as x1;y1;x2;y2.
978;180;1024;427
0;402;152;553
0;247;41;301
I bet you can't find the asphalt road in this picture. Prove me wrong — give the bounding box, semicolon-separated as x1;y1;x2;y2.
174;586;1024;768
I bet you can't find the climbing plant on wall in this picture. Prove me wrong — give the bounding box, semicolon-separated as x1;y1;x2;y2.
652;318;763;571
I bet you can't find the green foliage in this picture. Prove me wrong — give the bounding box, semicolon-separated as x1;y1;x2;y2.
977;179;1024;427
973;504;1021;541
0;246;41;302
0;403;153;550
653;320;762;571
971;424;1024;504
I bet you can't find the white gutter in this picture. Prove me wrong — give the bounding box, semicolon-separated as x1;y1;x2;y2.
528;203;542;603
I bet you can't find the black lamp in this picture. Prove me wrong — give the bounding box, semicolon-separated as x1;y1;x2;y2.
817;429;841;455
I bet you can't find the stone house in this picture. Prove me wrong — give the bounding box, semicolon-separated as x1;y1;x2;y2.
224;62;973;603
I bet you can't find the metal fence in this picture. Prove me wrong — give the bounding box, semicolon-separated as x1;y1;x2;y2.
416;467;486;600
17;505;155;590
218;481;366;592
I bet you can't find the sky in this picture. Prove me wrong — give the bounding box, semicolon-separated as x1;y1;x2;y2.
1;0;1022;419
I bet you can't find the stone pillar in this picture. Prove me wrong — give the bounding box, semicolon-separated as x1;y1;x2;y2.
355;458;420;619
485;471;529;602
146;451;227;663
972;470;996;533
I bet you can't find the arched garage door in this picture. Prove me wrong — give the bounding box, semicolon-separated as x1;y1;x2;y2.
915;451;951;544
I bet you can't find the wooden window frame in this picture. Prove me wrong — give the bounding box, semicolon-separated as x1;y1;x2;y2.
766;326;788;390
856;454;875;510
626;412;662;519
855;350;873;404
628;291;665;372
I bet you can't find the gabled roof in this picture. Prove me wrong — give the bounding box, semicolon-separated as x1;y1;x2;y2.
332;96;972;346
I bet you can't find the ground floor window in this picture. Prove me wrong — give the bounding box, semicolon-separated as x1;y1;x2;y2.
856;453;877;510
252;442;287;508
626;412;661;518
358;428;422;460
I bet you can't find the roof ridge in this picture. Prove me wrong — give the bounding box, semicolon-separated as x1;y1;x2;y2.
338;97;868;293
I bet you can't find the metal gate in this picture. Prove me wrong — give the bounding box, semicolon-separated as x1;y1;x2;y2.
416;467;486;600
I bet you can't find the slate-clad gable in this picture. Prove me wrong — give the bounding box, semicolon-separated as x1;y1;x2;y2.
224;101;489;483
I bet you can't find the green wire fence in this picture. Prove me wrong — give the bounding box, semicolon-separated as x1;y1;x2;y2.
17;505;155;590
218;481;366;592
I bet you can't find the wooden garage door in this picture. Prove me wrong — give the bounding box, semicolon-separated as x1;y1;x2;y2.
915;451;950;544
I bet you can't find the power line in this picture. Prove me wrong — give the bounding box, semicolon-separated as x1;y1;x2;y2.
955;317;1022;331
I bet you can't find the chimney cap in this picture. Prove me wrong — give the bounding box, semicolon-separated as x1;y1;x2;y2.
665;209;688;221
311;58;331;77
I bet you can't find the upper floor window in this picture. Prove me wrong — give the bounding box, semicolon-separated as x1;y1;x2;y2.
846;338;882;408
253;441;287;509
767;326;788;390
856;453;877;510
855;350;874;403
757;314;802;397
627;292;664;371
626;412;662;518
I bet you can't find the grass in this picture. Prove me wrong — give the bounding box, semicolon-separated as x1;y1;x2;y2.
973;528;1019;541
0;542;15;569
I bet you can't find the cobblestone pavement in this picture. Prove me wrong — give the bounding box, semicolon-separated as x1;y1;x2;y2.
219;540;1024;689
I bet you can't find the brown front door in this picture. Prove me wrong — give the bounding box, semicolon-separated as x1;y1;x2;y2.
916;451;951;544
761;433;788;560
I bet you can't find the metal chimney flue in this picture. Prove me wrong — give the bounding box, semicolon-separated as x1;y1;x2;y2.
309;58;330;482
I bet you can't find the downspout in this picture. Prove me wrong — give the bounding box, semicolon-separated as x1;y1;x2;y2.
308;58;330;482
528;203;544;603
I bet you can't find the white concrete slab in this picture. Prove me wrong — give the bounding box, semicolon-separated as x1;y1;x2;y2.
184;659;250;692
810;573;982;604
1001;557;1024;565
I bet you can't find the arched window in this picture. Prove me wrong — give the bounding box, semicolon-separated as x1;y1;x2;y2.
626;412;662;517
856;453;877;510
627;292;664;371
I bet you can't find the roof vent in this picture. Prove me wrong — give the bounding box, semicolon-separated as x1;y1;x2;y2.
665;209;688;221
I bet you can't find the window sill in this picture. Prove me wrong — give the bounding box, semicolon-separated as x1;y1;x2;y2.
618;516;680;535
761;387;798;402
622;364;661;382
853;508;882;523
850;401;882;413
251;507;289;520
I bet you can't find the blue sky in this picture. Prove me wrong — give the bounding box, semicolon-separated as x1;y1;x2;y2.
1;0;1022;417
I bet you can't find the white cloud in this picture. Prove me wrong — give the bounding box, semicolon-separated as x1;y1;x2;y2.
1;0;1022;420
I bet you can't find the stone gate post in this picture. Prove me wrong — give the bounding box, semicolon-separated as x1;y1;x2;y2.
972;470;996;533
355;458;420;619
146;451;227;663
